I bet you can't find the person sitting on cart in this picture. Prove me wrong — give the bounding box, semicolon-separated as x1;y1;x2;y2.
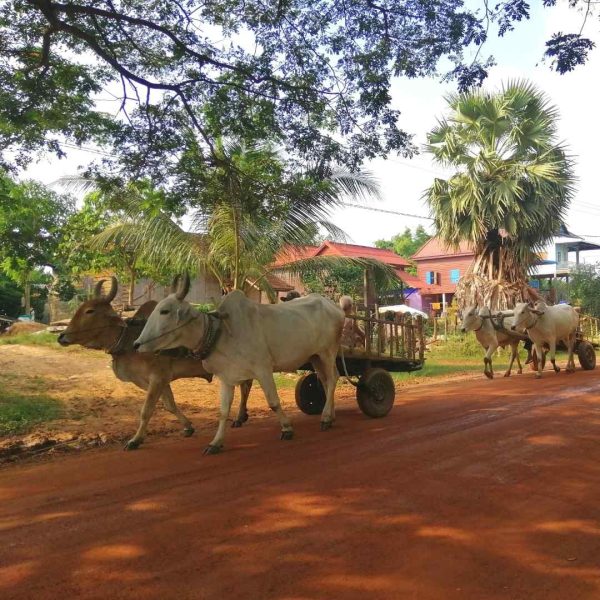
339;295;365;349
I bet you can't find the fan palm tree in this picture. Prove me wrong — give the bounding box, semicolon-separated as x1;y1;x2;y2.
424;80;574;310
86;141;398;299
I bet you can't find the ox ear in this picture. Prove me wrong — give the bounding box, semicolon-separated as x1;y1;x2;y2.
176;273;191;300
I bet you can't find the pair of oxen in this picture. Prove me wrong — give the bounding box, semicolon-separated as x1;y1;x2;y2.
59;275;344;454
459;301;581;379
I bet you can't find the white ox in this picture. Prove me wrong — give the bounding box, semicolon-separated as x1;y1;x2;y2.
511;301;579;378
133;276;344;454
460;306;525;379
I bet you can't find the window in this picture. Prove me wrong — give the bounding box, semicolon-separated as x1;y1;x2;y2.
426;271;434;284
450;269;460;283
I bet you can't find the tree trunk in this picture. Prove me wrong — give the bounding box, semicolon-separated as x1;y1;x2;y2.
363;267;376;306
23;274;31;315
128;266;136;307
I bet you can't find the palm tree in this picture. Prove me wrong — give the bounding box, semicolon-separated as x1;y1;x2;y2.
424;80;574;310
88;141;398;299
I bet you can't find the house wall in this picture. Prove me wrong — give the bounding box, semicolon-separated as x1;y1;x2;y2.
415;256;474;291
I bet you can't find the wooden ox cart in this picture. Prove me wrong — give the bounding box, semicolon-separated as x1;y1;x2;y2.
295;308;426;419
490;311;596;372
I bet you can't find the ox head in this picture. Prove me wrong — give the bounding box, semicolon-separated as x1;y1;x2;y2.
510;302;544;331
58;277;120;349
339;295;354;316
133;274;198;353
459;305;481;333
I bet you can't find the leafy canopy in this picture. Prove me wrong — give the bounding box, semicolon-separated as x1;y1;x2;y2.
2;0;595;176
375;225;431;263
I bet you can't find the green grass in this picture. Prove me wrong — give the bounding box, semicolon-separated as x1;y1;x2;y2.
0;390;64;436
0;331;61;347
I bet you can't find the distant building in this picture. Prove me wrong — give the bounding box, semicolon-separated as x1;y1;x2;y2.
411;238;475;314
530;224;600;284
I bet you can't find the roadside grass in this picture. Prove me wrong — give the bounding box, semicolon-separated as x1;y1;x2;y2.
0;371;65;436
0;331;81;351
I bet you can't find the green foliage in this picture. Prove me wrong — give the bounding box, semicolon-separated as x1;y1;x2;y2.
424;81;575;309
89;143;380;297
0;391;63;436
569;265;600;318
301;262;365;299
375;225;431;274
0;173;75;312
0;271;21;317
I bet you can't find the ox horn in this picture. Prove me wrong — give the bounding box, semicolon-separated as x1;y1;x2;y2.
170;274;181;294
94;279;106;299
176;273;191;300
105;276;118;303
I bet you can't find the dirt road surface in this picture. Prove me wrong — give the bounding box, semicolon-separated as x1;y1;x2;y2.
2;369;600;599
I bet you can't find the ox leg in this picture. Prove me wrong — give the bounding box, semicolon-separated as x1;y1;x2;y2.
232;379;253;428
566;334;576;372
161;385;195;437
257;374;294;440
515;344;523;375
483;342;497;379
503;343;518;377
533;342;544;378
548;339;560;374
204;383;235;455
313;353;339;431
125;379;165;450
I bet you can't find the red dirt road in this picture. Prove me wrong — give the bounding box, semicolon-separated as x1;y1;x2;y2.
2;370;600;599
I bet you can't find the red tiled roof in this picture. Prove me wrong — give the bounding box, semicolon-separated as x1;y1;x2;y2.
272;245;319;267
412;237;474;260
395;270;422;288
315;241;411;267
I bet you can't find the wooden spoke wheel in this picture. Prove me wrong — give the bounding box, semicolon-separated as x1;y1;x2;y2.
295;372;326;415
356;368;395;418
577;341;596;370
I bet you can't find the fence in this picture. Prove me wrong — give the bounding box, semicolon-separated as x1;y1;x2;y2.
579;314;600;346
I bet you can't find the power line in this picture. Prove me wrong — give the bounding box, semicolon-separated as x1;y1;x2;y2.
342;203;433;221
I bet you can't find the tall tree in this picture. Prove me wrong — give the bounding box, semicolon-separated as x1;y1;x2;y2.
424;81;574;310
0;174;75;313
88;142;397;298
2;1;594;177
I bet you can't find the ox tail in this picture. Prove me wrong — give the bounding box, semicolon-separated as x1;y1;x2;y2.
339;344;358;388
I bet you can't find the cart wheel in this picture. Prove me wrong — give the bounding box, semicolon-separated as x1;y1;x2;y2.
529;348;547;372
295;372;326;415
577;341;596;370
356;368;395;418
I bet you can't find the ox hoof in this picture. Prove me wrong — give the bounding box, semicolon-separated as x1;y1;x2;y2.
554;367;561;374
231;420;243;428
517;369;523;375
484;371;493;380
280;430;294;441
124;439;141;451
566;367;576;373
203;444;222;456
503;372;511;378
320;421;333;431
535;373;542;379
183;426;195;437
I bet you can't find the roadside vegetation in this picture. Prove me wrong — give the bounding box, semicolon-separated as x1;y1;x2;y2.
0;373;64;436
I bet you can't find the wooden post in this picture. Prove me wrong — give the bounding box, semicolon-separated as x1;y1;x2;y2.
433;317;438;341
363;267;377;307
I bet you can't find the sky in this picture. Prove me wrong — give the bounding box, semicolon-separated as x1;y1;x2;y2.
22;1;600;257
